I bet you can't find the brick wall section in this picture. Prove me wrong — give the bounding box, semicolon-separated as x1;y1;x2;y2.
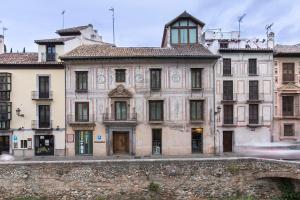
0;158;299;200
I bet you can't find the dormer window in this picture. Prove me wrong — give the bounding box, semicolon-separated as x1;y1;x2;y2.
170;20;197;45
46;44;56;62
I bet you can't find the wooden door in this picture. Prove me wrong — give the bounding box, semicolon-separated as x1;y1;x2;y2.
223;131;233;152
113;132;129;154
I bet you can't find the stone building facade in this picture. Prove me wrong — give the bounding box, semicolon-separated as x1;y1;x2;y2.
62;12;219;156
206;31;274;153
273;44;300;142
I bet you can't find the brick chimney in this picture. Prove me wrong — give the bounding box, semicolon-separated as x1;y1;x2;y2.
0;35;4;54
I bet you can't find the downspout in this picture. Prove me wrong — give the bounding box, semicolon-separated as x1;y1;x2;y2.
64;63;67;156
212;59;218;156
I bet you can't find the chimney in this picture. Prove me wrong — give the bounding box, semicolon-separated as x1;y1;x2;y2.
0;35;4;54
267;32;275;49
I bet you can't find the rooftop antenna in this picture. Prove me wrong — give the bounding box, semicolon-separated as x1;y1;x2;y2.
2;27;8;36
238;13;246;38
109;7;115;45
265;23;273;48
61;10;66;28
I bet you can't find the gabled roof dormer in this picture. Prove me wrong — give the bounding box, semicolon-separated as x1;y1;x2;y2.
161;11;205;48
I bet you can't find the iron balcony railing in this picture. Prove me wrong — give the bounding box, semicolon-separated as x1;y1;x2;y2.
46;53;56;62
32;91;53;100
103;112;137;122
248;116;264;126
282;105;300;118
67;114;95;124
222;93;238;102
247;93;264;102
223;117;238;126
32;120;53;130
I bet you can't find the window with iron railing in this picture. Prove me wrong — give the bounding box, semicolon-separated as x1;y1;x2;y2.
249;104;259;124
223;105;234;124
115;101;127;120
223;81;233;100
282;63;295;82
75;102;89;122
149;100;164;121
38;105;50;128
0;73;11;101
0;102;11;130
46;45;56;62
282;96;294;116
249;80;259;100
284;124;295;136
190;100;204;121
38;76;50;99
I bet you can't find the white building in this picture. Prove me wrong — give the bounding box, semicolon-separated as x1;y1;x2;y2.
206;31;274;153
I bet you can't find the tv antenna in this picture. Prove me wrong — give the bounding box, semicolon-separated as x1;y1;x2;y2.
2;27;8;36
61;10;66;28
109;7;115;45
238;13;246;38
265;23;273;35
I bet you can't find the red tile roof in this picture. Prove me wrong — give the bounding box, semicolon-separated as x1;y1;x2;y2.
0;53;38;64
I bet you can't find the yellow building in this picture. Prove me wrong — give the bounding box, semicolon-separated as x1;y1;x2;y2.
0;53;65;156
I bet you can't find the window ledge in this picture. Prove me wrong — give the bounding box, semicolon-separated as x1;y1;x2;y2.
149;120;164;124
248;74;259;76
222;74;233;77
75;90;88;93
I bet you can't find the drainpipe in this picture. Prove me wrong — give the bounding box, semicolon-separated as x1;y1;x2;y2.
212;59;218;156
64;63;67;156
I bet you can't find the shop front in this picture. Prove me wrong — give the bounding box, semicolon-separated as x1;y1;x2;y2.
34;135;54;156
75;130;93;155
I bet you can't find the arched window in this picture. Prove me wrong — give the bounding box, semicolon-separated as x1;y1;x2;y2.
170;20;197;45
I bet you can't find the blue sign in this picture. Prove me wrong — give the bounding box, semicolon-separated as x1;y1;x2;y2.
13;135;18;141
96;135;102;142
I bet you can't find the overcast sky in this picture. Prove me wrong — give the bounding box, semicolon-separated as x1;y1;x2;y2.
1;0;300;52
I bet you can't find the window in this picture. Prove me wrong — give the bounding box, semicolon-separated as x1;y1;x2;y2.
115;69;126;82
223;105;234;125
190;100;204;121
0;73;11;101
75;102;89;122
248;59;257;75
38;105;50;128
249;80;259;100
220;42;228;48
282;96;294;116
152;129;162;155
38;76;50;99
170;20;197;45
249;104;259;124
149;100;164;121
76;71;88;92
223;81;233;100
46;44;56;61
223;59;231;76
150;69;161;90
282;63;295;82
115;101;127;120
20;140;27;149
191;68;202;89
284;124;295;136
0;102;11;130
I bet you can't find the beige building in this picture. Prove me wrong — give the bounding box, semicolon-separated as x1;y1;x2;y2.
273;44;300;142
62;11;219;157
0;53;65;156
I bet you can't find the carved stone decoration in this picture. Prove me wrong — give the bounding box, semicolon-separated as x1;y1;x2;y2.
172;71;181;83
278;82;300;91
96;74;106;84
108;85;132;98
135;74;143;82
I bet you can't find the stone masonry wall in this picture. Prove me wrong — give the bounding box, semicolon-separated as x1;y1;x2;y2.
0;158;299;200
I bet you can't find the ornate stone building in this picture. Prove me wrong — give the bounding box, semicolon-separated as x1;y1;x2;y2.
62;12;219;156
273;44;300;142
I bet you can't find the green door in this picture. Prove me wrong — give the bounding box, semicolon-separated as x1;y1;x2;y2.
75;131;93;155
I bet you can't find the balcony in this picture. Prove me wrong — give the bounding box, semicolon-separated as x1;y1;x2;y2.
46;53;56;62
32;91;53;100
103;112;137;126
247;116;264;128
67;114;96;126
281;106;300;119
190;117;204;124
247;93;264;103
222;117;237;127
221;93;237;104
32;120;52;130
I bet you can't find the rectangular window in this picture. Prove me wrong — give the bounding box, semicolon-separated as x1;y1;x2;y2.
248;59;257;75
150;69;161;90
249;80;259;100
115;101;127;120
20;140;27;149
223;81;233;100
76;71;88;92
38;76;50;99
46;45;56;61
223;58;231;76
0;102;11;130
282;96;294;116
190;100;204;121
149;100;164;121
220;42;228;48
115;69;126;82
282;63;295;82
0;73;11;101
249;104;259;124
75;102;89;122
284;124;295;136
152;129;162;155
171;29;179;44
223;105;234;125
38;105;50;128
189;28;197;44
191;68;202;89
180;29;188;44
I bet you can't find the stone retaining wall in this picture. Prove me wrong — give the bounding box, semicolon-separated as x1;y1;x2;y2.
0;158;299;200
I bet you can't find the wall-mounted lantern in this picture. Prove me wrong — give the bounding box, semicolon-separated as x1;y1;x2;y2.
16;108;24;117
